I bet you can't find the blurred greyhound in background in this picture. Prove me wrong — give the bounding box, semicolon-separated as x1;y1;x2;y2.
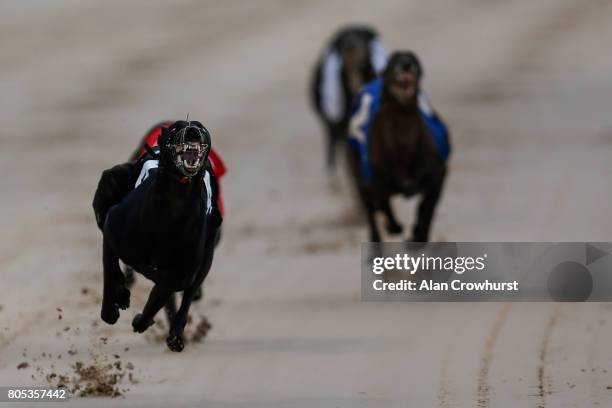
310;25;386;172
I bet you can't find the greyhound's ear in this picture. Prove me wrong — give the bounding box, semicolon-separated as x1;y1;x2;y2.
158;127;174;166
159;127;171;146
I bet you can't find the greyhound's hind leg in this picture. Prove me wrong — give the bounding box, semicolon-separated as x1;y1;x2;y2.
101;238;130;324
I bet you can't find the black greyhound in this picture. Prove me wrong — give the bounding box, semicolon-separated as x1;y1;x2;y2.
121;120;223;299
93;120;222;351
348;52;447;242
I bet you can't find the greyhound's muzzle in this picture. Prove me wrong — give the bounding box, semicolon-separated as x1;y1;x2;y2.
174;141;208;177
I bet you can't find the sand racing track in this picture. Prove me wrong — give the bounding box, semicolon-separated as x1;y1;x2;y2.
1;1;612;407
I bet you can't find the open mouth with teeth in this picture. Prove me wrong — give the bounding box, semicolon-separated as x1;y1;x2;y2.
175;141;207;176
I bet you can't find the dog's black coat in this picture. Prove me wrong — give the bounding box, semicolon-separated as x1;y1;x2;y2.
93;123;222;351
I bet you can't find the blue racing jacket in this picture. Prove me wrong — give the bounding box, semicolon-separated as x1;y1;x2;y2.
347;78;451;183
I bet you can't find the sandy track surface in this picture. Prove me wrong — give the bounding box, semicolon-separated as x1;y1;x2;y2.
1;1;612;406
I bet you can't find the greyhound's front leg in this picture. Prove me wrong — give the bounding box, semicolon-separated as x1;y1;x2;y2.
380;194;403;235
355;183;382;243
166;284;198;352
412;168;446;242
365;202;381;243
132;284;173;333
101;237;130;324
167;235;217;352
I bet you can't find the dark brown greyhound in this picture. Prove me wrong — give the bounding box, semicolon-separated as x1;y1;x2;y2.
348;52;447;242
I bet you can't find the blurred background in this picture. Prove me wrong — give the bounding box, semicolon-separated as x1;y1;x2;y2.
1;1;611;407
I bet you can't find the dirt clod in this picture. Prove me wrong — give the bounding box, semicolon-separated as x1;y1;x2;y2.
38;355;137;398
191;317;212;343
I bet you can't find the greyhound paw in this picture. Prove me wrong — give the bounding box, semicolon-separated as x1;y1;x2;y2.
132;314;154;333
166;333;185;352
115;286;131;310
101;302;120;325
386;221;404;235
